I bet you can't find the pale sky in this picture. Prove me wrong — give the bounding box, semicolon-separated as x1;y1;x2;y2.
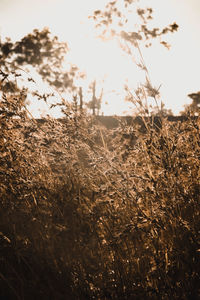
0;0;200;116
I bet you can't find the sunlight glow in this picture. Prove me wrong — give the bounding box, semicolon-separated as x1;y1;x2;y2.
0;0;200;116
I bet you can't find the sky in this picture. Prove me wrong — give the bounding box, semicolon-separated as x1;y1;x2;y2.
0;0;200;116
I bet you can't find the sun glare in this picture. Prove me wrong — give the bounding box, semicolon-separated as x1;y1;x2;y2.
1;0;200;116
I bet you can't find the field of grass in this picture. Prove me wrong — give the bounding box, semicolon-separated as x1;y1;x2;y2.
0;92;200;299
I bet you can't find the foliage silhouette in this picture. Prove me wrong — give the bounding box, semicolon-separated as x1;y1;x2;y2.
0;28;78;94
90;0;178;48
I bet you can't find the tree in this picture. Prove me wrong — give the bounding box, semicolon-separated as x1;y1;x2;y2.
187;92;200;114
0;28;87;119
0;28;79;95
180;91;200;115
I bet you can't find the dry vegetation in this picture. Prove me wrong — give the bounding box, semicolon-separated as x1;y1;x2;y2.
0;81;200;299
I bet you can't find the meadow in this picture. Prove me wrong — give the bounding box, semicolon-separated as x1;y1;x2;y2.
0;90;199;299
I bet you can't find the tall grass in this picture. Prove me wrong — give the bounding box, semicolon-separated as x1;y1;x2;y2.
0;70;200;299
